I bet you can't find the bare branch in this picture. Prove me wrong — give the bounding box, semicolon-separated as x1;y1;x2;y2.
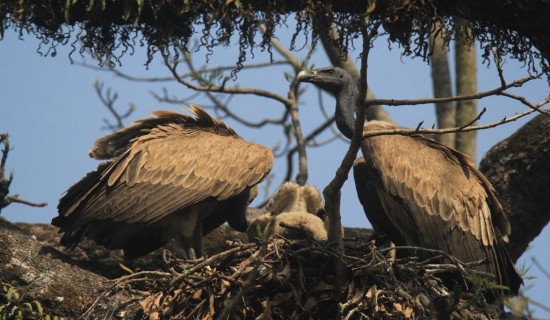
77;60;289;83
182;56;290;128
361;105;548;139
499;91;550;115
287;90;308;185
368;73;542;107
93;79;135;131
162;51;292;106
531;256;550;280
322;21;381;248
0;134;48;213
3;195;48;209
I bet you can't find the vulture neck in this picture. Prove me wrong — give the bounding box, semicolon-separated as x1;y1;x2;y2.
335;80;360;140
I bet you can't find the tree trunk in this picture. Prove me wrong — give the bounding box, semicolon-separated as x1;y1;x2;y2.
479;113;550;262
429;21;455;148
318;22;394;123
454;18;478;161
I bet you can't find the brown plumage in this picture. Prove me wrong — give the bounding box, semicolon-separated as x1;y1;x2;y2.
355;121;521;294
246;182;329;242
53;105;273;259
298;66;522;296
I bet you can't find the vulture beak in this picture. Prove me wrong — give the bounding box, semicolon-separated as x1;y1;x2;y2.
297;69;317;83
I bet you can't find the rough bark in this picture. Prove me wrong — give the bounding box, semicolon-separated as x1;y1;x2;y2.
454;18;478;161
429;22;456;148
0;218;142;319
0;218;375;319
479;113;550;263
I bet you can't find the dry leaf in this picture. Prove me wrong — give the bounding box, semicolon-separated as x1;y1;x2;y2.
271;291;293;305
312;281;336;292
219;279;231;295
403;306;414;318
393;302;403;312
192;288;203;300
140;292;163;320
303;297;317;312
162;289;181;316
206;293;216;319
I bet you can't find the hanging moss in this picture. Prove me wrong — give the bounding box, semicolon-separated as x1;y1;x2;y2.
0;0;548;74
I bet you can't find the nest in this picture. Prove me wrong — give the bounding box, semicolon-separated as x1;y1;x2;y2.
95;237;507;320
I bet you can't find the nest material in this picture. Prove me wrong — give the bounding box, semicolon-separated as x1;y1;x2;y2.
104;237;507;320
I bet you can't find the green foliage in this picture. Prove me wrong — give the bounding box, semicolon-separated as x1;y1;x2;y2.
0;282;64;320
463;274;510;307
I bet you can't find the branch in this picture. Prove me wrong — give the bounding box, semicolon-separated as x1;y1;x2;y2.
170;243;256;287
77;60;289;83
361;103;549;139
182;57;290;129
3;195;48;209
368;73;542;107
162;51;292;106
0;134;48;212
93;79;135;131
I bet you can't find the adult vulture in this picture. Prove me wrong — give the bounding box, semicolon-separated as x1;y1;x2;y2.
297;67;522;295
53;105;273;259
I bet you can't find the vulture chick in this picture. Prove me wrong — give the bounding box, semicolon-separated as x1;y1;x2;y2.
298;67;522;296
247;182;328;242
53;105;273;259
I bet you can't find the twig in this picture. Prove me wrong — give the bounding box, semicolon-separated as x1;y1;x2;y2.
498;91;550;115
93;80;135;131
361;104;549;139
0;133;9;172
260;24;302;71
531;256;550;280
456;107;486;130
368;73;542;107
0;134;48;212
77;60;289;83
162;52;292;106
527;298;550;314
216;227;273;319
170;243;256;286
182;56;290;128
3;195;47;208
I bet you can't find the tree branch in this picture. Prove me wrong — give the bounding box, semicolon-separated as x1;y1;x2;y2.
162;51;292;106
368;73;542;107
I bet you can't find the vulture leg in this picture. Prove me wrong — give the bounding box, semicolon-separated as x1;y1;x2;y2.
191;221;204;257
169;207;200;259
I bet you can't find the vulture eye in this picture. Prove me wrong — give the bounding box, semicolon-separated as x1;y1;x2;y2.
323;69;334;75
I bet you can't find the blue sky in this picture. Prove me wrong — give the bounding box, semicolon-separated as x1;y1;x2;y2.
1;26;548;316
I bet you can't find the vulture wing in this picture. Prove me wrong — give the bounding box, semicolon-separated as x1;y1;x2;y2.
360;121;521;294
54;106;273;257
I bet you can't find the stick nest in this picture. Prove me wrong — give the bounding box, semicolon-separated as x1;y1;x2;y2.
104;237;506;320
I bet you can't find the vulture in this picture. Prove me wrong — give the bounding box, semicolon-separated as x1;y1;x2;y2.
297;66;522;295
247;181;328;242
53;105;273;259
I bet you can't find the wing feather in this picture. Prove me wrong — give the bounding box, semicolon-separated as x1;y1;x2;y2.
87;132;271;224
361;122;502;248
58;109;273;228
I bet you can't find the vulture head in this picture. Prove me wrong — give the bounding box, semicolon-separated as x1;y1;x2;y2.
298;67;359;139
